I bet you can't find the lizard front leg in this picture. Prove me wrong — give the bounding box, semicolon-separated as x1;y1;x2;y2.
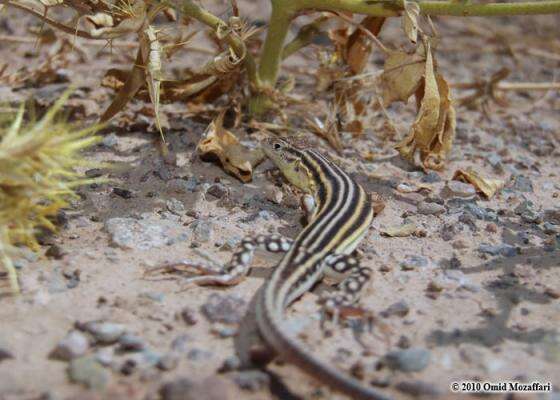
148;234;293;286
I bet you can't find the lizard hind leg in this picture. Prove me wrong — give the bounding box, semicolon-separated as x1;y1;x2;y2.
147;234;293;287
320;253;374;326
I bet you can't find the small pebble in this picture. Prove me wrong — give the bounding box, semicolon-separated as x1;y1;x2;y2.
395;380;441;397
158;353;179;371
101;133;118;148
113;187;134;199
380;301;410;318
68;356;110;390
191;220;214;243
200;293;247;324
0;347;14;362
478;243;517;258
118;334;146;352
512;175;534;193
383;348;431;372
446;181;476;198
265;185;283;204
400;255;428;270
50;331;89;361
232;370;270;391
180;307;198;326
218;355;241;372
421;172;441;183
207;183;228;199
170;334;191;353
417;202;446;215
83;321;126;344
95;347;114;366
168;177;198;194
166;198;185;215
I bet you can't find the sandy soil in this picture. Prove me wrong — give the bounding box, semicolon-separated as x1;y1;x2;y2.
1;2;559;400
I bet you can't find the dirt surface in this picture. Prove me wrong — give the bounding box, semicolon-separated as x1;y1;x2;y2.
1;3;560;400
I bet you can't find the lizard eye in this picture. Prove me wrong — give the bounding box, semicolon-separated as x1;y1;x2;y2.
273;142;282;150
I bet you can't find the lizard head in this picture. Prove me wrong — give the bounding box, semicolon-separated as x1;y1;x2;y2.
261;137;314;193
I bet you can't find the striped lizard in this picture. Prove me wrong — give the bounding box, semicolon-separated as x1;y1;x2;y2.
171;138;390;400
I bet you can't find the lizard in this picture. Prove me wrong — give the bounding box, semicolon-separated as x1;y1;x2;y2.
166;137;390;400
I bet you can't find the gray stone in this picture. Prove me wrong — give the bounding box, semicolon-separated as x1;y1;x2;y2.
446;181;476;198
219;355;241;372
139;291;165;302
381;301;410;318
512;175;534;193
232;370;270;391
160;378;194;400
478;244;517;258
543;222;559;235
84;321;126;344
421;172;441;183
384;348;431;372
464;203;496;221
186;348;213;361
220;236;242;251
544;209;560;225
101;133;118;148
200;293;247;324
95;347;114;366
105;217;182;250
50;331;89;361
118;334;146;352
400;255;428;271
191;220;213;243
157;353;179;371
207;183;229;199
395;380;441;397
68;356;110;390
0;347;14;362
168;177;198;194
166;198;185;215
170;334;191;353
417;202;446;215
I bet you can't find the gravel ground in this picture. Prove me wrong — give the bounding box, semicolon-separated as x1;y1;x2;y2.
0;3;559;400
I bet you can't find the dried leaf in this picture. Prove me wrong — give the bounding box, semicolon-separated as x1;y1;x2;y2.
453;168;504;199
402;0;420;43
379;47;425;106
85;1;146;39
197;112;264;183
394;41;456;171
345;16;385;74
396;43;439;162
100;48;145;123
381;223;417;237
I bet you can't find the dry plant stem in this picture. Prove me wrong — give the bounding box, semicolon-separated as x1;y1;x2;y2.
180;0;259;86
249;0;560;115
452;82;560;91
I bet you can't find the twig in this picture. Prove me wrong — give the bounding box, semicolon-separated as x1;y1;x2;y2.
329;11;389;55
451;81;560;91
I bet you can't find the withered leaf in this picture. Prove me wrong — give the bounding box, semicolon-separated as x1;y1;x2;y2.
100;48;145;123
402;0;421;43
345;16;385;75
453;168;504;199
379;47;425;106
197;112;264;183
395;41;456;171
